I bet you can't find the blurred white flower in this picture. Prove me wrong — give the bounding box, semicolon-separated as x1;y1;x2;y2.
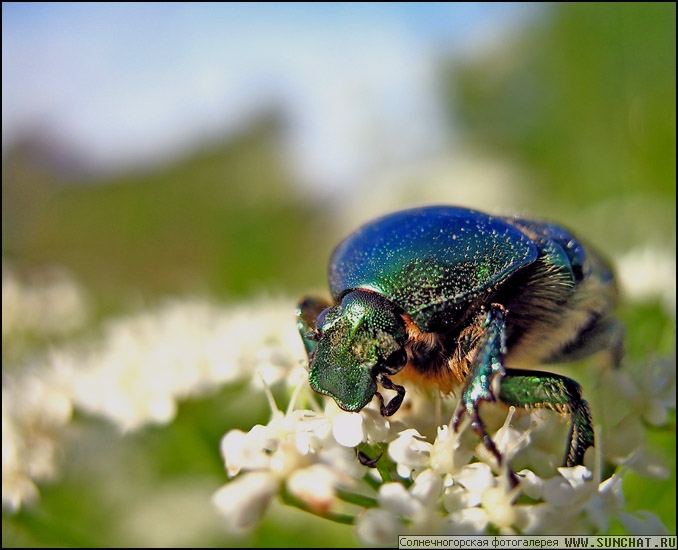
615;246;676;317
617;510;671;536
594;354;675;479
220;426;273;478
2;373;73;512
212;471;279;532
355;508;402;547
54;297;307;432
3;295;307;511
2;261;89;342
604;355;676;428
287;463;350;513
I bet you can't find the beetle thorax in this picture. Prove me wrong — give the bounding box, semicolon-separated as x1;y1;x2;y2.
395;312;477;395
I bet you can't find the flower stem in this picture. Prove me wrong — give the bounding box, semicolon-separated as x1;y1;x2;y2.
279;485;356;525
336;488;378;509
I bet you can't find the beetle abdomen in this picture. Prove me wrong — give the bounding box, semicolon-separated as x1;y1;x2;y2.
496;221;619;367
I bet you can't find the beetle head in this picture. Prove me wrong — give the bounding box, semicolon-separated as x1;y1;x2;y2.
304;290;408;412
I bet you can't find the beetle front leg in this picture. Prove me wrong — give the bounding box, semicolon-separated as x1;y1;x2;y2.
296;296;332;355
375;373;406;416
498;369;594;467
452;304;509;470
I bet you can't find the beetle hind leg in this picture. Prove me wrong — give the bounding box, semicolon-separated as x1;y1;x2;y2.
498;368;594;467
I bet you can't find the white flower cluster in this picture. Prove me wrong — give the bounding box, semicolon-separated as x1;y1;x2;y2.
213;365;673;544
212;400;363;531
2;373;73;512
2;261;90;358
63;297;305;432
2;294;306;512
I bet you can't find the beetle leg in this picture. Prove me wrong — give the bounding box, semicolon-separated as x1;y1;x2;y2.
357;449;383;467
452;304;509;469
498;369;594;467
375;373;406;416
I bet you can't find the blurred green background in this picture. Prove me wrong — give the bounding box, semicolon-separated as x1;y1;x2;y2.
3;2;675;546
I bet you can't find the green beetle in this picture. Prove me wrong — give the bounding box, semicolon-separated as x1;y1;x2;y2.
297;206;623;475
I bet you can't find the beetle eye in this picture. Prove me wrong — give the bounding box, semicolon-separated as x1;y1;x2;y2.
384;348;407;369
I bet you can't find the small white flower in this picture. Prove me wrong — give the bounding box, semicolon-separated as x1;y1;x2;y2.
410;468;443;507
584;474;624;532
453;463;497;507
331;411;365;448
518;501;584;535
492;407;533;462
443;482;477;514
287;463;352;513
378;481;422;517
355;508;402;547
541;465;595;508
480;485;519;530
388;428;432;477
617;510;670;536
360;469;446;539
445;506;491;535
220;426;272;478
211;471;279;531
429;424;473;475
515;468;543;500
359;405;394;442
618;356;675;427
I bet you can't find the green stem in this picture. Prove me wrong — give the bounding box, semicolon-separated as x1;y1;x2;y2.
336;488;378;509
279;485;356;525
362;471;383;491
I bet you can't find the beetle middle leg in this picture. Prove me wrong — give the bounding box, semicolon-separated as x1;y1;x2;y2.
452;304;512;474
498;368;594;467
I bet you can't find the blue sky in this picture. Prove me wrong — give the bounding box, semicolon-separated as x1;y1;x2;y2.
2;2;537;193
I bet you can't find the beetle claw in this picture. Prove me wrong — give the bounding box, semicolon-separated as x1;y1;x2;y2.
455;399;521;487
376;374;405;416
452;403;465;433
357;449;383;468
